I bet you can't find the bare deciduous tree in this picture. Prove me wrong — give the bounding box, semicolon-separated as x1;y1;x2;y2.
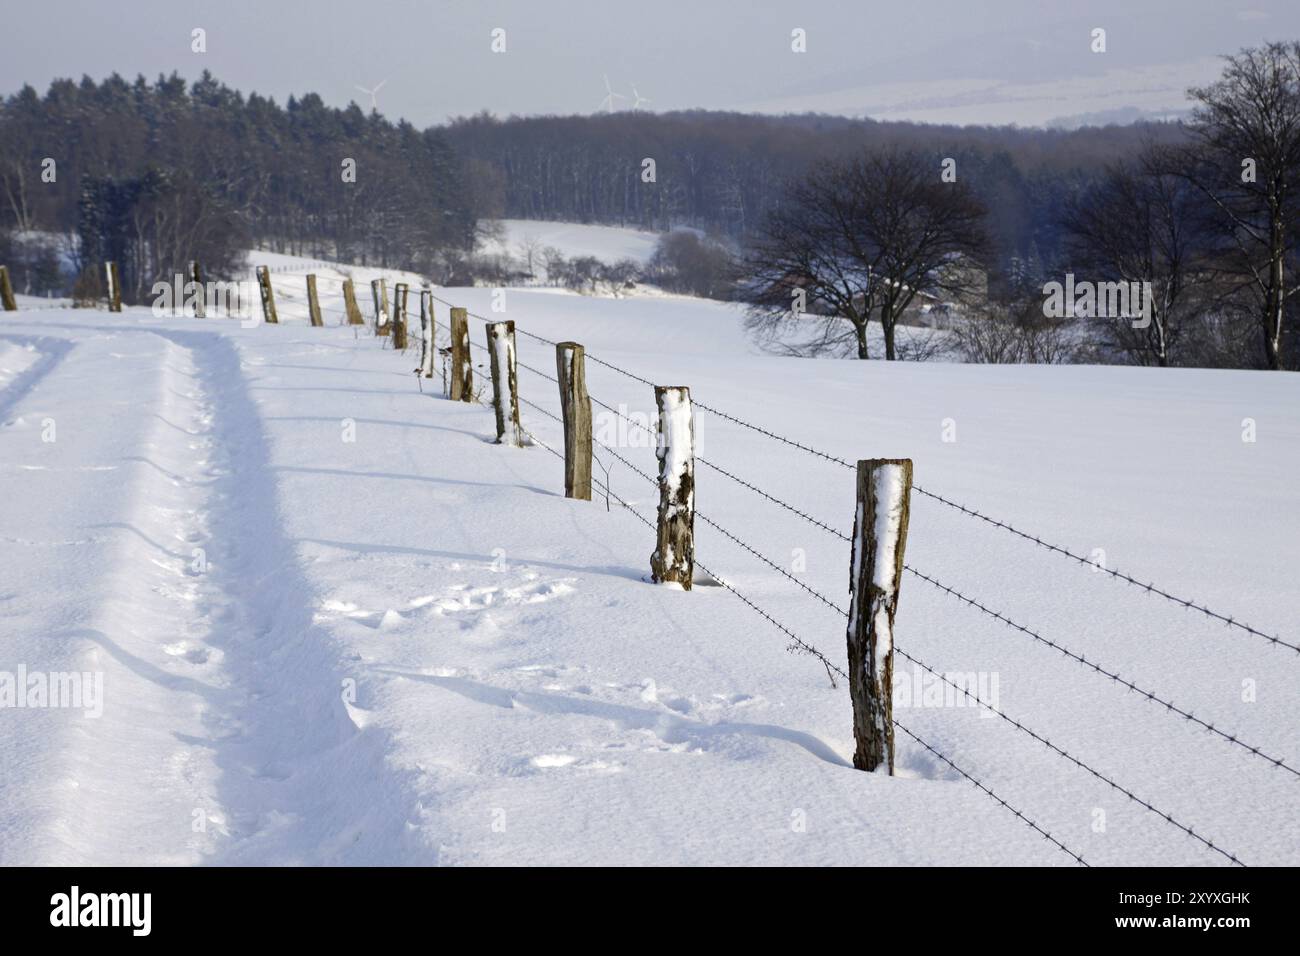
1062;149;1211;367
1178;42;1300;370
742;149;988;360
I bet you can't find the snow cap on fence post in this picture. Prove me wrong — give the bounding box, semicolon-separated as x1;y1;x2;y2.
255;265;277;324
554;341;592;500
419;290;435;377
392;282;409;349
487;320;522;445
450;307;474;402
650;385;695;590
846;457;912;774
371;278;389;335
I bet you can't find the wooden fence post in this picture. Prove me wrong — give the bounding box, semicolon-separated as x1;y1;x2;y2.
650;386;695;589
487;321;522;445
0;265;16;311
256;265;278;324
306;274;324;327
846;458;912;775
343;278;365;325
189;260;204;318
105;262;122;312
555;342;592;500
392;282;409;349
419;291;435;378
371;278;389;335
449;307;473;402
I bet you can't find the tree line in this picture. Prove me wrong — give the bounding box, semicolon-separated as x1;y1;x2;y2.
0;71;477;303
740;42;1300;371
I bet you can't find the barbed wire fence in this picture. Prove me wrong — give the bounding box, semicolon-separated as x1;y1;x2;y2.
77;258;1293;867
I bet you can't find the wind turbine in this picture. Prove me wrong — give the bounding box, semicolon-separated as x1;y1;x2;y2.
629;83;651;111
597;74;626;113
354;79;388;112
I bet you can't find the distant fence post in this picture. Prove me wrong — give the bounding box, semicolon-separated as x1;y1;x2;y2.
371;278;389;335
846;458;912;775
487;321;522;445
450;307;473;401
392;282;409;349
650;386;695;589
419;291;435;378
306;274;324;327
555;342;592;500
0;265;16;311
105;262;122;312
189;260;205;318
343;279;365;325
256;265;278;324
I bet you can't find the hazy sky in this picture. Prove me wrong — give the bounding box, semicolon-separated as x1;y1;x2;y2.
3;0;1298;127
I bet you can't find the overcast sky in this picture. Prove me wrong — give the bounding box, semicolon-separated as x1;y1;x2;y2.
3;0;1298;127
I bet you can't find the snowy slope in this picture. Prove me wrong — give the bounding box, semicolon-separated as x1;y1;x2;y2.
1;267;1297;866
478;220;664;267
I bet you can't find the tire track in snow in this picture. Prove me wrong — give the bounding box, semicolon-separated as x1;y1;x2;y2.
146;328;438;865
0;334;75;423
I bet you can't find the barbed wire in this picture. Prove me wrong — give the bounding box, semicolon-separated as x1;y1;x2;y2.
909;484;1297;656
890;644;1246;865
890;720;1089;866
453;310;1299;780
902;564;1299;779
430;294;1286;654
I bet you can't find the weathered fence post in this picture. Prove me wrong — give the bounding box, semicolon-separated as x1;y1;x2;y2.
371;278;389;335
555;342;592;500
256;265;278;324
343;278;365;325
0;265;16;311
650;386;695;588
486;321;522;445
189;260;205;318
306;274;324;327
392;282;409;349
846;458;912;775
449;307;473;402
105;262;122;312
419;291;435;378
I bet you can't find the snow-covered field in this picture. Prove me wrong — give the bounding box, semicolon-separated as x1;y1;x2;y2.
477;219;664;269
1;259;1297;866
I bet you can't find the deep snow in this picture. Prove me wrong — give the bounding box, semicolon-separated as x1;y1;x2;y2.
1;261;1297;866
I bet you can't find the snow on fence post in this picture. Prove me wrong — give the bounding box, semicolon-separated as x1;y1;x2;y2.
650;386;695;589
450;307;473;402
554;342;592;500
105;261;122;312
418;290;435;378
371;278;389;336
486;321;522;446
256;265;278;324
846;458;912;774
189;260;205;318
0;265;16;311
342;279;365;325
306;274;324;327
392;282;409;349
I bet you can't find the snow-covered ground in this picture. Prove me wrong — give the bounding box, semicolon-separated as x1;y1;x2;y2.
477;219;664;270
1;258;1297;866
